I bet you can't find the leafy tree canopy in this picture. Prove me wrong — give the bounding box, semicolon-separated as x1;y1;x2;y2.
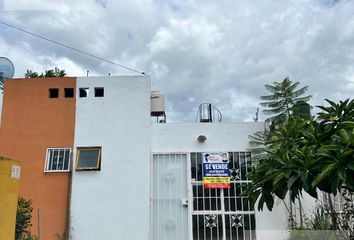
245;99;354;212
260;76;311;123
25;67;66;78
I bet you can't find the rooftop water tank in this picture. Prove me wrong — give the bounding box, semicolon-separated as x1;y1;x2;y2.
151;91;165;117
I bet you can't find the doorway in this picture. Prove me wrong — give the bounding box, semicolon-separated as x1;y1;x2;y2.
190;152;256;240
152;152;256;240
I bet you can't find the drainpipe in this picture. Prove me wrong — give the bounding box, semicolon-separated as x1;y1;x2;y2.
64;154;74;240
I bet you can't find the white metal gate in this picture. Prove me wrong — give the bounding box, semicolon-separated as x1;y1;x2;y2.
152;153;189;240
152;152;256;240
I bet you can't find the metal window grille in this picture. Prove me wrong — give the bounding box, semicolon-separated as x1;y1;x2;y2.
44;148;71;172
191;152;256;240
152;152;256;240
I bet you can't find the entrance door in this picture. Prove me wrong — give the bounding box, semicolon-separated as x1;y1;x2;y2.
191;152;256;240
152;153;189;240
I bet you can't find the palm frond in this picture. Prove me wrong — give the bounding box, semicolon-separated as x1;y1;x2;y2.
265;101;286;108
260;94;282;101
293;95;312;103
260;100;285;107
289;87;309;98
324;99;338;108
262;106;287;114
264;84;280;93
287;81;300;93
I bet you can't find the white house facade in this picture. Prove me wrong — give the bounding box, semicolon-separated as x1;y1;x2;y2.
0;75;319;240
67;75;305;240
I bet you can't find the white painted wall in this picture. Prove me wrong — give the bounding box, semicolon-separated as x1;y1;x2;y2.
70;76;151;240
151;122;291;240
68;77;316;240
151;122;265;152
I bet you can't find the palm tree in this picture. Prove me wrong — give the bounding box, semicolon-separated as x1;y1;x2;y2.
260;77;312;123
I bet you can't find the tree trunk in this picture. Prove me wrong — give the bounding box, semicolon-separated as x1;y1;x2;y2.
326;193;338;230
298;198;303;228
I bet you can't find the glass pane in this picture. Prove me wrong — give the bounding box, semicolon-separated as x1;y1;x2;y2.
52;149;59;170
58;149;65;170
95;87;104;97
64;88;74;98
191;153;203;181
63;149;70;170
77;149;100;169
240;152;247;180
193;185;221;211
79;88;89;98
47;150;53;170
224;184;253;212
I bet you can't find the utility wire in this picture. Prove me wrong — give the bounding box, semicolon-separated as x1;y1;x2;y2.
0;21;145;75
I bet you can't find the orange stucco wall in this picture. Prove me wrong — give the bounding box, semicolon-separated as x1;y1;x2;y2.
0;77;76;240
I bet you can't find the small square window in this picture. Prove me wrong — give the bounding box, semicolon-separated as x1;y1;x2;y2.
49;88;59;98
64;88;74;98
44;148;71;172
79;88;89;98
76;147;101;171
95;87;104;97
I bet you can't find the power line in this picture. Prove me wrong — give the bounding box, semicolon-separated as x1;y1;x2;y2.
0;21;145;75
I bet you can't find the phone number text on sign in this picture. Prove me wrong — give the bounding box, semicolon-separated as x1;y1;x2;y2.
203;152;230;189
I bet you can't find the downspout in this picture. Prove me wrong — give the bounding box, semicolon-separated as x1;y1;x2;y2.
64;155;73;240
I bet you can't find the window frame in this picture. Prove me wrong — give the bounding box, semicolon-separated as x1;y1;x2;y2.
79;88;89;98
94;87;104;97
75;147;102;171
64;88;75;98
44;147;72;172
49;88;59;98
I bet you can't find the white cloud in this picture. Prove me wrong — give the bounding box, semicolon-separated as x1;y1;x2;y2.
1;0;354;122
3;0;105;11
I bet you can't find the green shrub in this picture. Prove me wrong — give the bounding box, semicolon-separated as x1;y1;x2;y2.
15;197;34;240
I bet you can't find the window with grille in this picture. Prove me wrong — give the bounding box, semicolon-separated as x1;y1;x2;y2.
44;148;71;172
191;152;256;240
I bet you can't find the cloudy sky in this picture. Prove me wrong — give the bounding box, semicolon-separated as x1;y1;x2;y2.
0;0;353;122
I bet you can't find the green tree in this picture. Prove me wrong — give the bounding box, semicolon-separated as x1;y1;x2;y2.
249;78;311;174
24;70;39;78
311;99;354;194
260;76;312;123
15;197;33;240
25;68;66;78
292;100;311;120
247;117;318;208
249;77;312;227
245;99;354;233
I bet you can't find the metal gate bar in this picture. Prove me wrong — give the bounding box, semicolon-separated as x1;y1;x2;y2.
153;153;189;240
191;152;256;240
